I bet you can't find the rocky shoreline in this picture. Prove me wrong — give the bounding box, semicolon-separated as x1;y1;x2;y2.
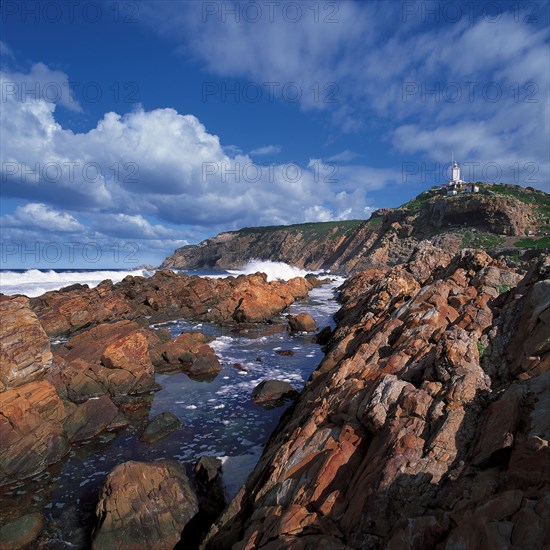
202;245;550;549
0;270;320;548
1;246;549;549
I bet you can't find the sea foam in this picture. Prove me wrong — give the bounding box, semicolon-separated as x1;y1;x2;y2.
0;268;151;297
228;260;318;281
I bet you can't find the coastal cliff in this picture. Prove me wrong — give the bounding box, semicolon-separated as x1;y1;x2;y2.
161;184;549;273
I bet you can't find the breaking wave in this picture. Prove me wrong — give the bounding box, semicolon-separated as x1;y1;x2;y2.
0;268;152;297
228;260;319;281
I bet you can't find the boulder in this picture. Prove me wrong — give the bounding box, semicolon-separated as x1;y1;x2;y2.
0;296;52;391
64;395;126;442
92;461;199;550
186;355;222;379
0;512;44;550
251;380;298;406
142;412;182;444
288;313;318;332
194;456;226;521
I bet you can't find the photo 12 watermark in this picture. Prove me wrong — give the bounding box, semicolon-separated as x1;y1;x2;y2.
1;80;140;105
401;2;540;24
1;241;140;265
202;81;340;104
402;81;539;104
402;161;539;184
2;161;139;184
202;161;339;184
202;2;339;23
1;1;139;24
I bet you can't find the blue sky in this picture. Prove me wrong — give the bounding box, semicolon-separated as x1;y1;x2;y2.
1;0;549;268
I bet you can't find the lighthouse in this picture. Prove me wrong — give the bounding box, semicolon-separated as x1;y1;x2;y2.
451;161;462;184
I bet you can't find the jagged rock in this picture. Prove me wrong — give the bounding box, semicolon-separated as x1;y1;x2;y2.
151;332;222;379
195;456;223;487
251;380;298;406
202;250;550;549
288;313;318;332
142;412;182;444
55;321;157;398
92;460;199;550
0;512;44;549
0;296;52;391
30;271;314;337
0;381;69;485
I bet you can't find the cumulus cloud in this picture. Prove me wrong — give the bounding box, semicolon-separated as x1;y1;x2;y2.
2;203;84;233
1;59;391;265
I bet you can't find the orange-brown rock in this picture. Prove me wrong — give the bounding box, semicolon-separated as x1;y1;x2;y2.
202;250;549;550
150;331;221;378
0;381;69;485
0;296;52;391
55;321;157;398
287;313;318;332
30;271;314;337
92;460;199;550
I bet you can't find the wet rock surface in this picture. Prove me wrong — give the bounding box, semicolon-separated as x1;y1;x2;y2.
92;460;199;550
251;380;299;406
203;250;550;550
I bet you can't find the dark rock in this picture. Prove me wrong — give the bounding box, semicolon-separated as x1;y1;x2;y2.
313;326;332;345
142;412;182;444
251;380;298;406
194;456;223;488
275;349;295;356
65;394;126;442
186;355;222;379
0;512;43;549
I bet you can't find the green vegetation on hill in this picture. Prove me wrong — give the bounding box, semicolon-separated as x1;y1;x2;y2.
237;220;364;241
459;229;506;254
514;236;550;250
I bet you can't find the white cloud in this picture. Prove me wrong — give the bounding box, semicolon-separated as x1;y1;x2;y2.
249;145;281;156
325;150;360;163
2;203;84;233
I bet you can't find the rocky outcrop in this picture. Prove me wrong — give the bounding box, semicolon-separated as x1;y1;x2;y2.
202;250;549;550
93;460;199;550
53;320;158;399
0;381;69;485
151;332;221;378
0;513;44;550
30;271;314;337
161;185;548;274
0;296;52;391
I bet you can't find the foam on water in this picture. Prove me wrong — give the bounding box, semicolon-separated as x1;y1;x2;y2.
228;260;319;281
0;268;152;297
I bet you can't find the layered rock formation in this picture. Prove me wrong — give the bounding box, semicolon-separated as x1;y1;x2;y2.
30;271;313;337
162;184;549;273
202;247;549;549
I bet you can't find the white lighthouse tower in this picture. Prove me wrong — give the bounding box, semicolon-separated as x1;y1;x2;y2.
446;153;463;195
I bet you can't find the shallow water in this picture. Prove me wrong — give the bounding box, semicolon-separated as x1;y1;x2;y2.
0;282;341;547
